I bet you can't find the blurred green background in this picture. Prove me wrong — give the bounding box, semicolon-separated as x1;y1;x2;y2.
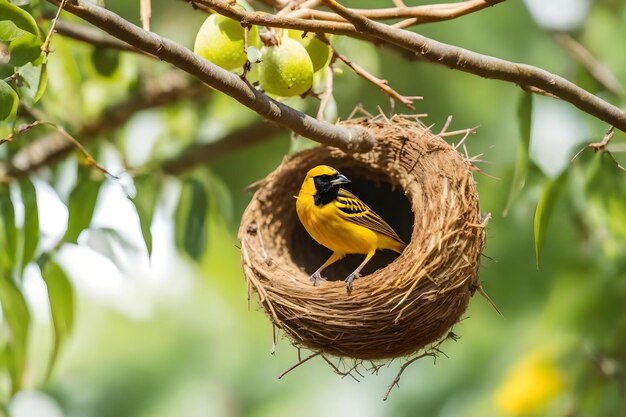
1;0;626;416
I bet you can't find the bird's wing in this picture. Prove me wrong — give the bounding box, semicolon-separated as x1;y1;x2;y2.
335;189;405;245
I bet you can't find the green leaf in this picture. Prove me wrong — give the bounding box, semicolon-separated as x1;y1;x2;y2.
0;0;39;41
8;32;42;66
85;227;139;271
518;91;533;150
131;174;160;257
0;79;19;121
0;275;31;394
205;171;233;224
534;170;568;268
41;260;74;379
175;178;209;260
503;91;534;216
16;61;47;104
19;179;38;270
63;173;103;243
33;62;47;102
0;186;17;269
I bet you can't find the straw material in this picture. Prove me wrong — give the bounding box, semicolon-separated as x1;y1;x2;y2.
239;115;485;360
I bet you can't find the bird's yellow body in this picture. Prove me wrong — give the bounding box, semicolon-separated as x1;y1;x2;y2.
296;165;406;289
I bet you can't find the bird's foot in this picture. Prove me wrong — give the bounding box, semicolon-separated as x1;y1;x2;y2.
310;271;326;286
344;272;361;292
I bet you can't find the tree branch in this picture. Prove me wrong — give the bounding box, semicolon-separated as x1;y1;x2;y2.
552;33;624;97
46;0;375;153
321;0;626;133
162;121;284;175
324;38;421;109
0;77;210;180
193;0;626;131
285;0;504;26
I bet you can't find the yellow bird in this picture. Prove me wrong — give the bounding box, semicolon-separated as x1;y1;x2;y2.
296;165;406;290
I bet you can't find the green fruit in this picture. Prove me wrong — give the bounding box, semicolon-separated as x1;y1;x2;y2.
194;14;260;71
287;30;331;72
259;38;314;97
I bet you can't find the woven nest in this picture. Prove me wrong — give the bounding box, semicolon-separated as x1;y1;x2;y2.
239;115;486;361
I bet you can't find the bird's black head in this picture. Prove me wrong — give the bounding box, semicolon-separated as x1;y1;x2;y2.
313;172;350;206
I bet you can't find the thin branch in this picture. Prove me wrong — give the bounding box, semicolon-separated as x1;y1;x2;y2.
269;0;504;27
55;20;152;56
162;122;285;175
391;0;504;29
0;77;210;180
41;0;67;57
1;121;116;179
140;0;151;31
316;65;334;120
321;0;626;133
193;0;626;132
278;0;321;16
552;33;624;97
572;126;626;172
47;0;375;153
321;36;421;109
189;0;358;35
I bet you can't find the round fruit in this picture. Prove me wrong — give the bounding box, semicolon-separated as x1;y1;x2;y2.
259;38;314;97
194;14;260;71
286;30;331;72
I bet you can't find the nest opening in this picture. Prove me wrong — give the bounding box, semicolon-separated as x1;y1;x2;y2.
290;160;414;280
239;115;485;361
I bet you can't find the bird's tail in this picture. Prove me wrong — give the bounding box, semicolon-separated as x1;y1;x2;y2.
383;237;407;254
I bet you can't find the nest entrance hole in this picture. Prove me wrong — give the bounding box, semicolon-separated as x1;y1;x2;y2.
289;159;414;280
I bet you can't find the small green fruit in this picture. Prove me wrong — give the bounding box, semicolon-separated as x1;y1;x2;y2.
287;30;331;72
194;14;260;71
259;38;314;97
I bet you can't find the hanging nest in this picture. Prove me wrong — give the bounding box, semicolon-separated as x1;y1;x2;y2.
239;114;487;361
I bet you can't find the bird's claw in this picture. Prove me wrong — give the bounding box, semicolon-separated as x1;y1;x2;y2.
344;272;360;292
310;271;326;286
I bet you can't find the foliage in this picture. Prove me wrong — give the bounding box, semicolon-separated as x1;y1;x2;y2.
0;0;625;416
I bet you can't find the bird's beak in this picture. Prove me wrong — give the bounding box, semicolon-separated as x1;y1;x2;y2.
330;174;350;186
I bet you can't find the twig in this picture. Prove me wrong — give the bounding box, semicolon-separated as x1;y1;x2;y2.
41;0;68;57
316;66;334;120
392;0;505;29
279;0;321;16
277;351;321;379
140;0;151;31
191;0;626;132
552;33;624;97
1;121;116;179
571;127;626;172
284;0;503;27
320;0;626;133
46;0;375;153
322;36;421;109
